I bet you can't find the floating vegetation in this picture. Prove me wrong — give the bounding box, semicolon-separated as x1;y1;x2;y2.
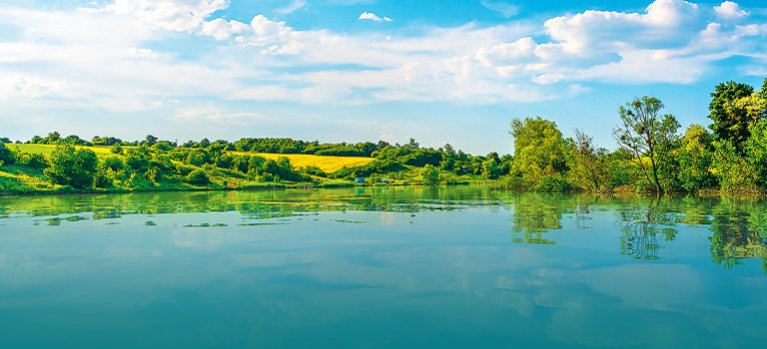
332;219;365;224
145;221;157;226
238;222;287;227
183;223;228;228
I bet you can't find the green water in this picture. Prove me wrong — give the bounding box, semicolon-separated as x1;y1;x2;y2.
0;187;765;348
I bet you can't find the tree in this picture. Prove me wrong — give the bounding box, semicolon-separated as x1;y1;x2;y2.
420;164;439;185
569;129;604;191
144;135;158;146
677;124;717;192
708;81;759;151
481;158;501;179
614;96;680;193
44;145;98;189
712;140;757;193
0;143;15;166
745;119;767;189
509;117;569;186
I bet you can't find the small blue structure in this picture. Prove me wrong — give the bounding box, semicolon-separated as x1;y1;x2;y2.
354;177;365;183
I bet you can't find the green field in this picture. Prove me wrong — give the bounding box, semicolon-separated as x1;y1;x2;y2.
8;144;115;157
7;144;375;173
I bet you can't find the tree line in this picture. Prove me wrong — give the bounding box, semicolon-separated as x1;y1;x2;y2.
505;78;767;194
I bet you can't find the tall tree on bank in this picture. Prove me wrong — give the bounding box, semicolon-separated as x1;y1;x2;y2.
614;97;680;193
708;80;765;152
509;117;569;187
570;129;604;191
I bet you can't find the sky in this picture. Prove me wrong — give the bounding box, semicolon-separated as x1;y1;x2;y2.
1;0;766;155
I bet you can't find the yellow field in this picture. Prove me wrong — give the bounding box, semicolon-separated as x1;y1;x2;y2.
5;144;374;173
235;152;374;173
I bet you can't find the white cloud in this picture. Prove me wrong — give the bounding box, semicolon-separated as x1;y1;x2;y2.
201;18;250;40
174;107;272;124
0;0;764;112
275;0;307;15
0;76;66;99
359;11;392;22
714;1;749;20
480;0;520;18
107;0;230;32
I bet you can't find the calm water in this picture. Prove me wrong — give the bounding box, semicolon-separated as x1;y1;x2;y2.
0;187;765;348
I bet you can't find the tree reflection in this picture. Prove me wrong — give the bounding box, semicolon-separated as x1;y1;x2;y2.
709;200;767;271
618;202;679;260
510;194;571;244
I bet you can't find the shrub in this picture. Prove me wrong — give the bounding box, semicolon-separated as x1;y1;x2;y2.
534;175;573;193
16;153;48;170
420;164;439;185
44;145;98;189
185;169;210;185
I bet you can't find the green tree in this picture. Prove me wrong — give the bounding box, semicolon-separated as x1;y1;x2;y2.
44;145;98;189
708;81;761;151
568;129;605;191
420;164;439;185
614;96;680;193
712;140;757;194
111;143;123;154
677;124;717;192
745;119;767;189
481;158;501;179
0;143;15;166
509;117;569;187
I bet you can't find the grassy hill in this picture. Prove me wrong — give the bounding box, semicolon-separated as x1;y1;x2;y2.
8;144;374;173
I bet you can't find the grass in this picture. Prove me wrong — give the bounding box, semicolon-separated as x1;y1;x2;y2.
8;144;115;158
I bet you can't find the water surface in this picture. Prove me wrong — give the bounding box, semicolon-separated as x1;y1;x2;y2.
1;187;765;348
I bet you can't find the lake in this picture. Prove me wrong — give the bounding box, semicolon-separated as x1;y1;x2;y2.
1;187;765;348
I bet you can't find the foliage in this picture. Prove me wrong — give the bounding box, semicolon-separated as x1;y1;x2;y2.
0;143;15;166
568;129;606;191
712;140;758;194
509;117;569;187
615;96;680;193
44;145;98;189
420;164;439;185
185;169;210;186
677;125;717;192
708;80;762;152
534;175;573;193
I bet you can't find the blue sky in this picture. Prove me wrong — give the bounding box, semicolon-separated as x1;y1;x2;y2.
1;0;766;154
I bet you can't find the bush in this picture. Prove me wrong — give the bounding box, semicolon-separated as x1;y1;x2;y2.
534;175;573;193
17;153;49;170
185;169;210;185
44;145;98;189
420;164;439;185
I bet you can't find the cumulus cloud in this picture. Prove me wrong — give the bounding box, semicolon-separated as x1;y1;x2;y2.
359;11;392;22
714;1;749;20
107;0;230;32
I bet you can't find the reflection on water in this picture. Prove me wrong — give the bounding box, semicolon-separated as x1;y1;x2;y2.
2;188;766;269
1;187;767;348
